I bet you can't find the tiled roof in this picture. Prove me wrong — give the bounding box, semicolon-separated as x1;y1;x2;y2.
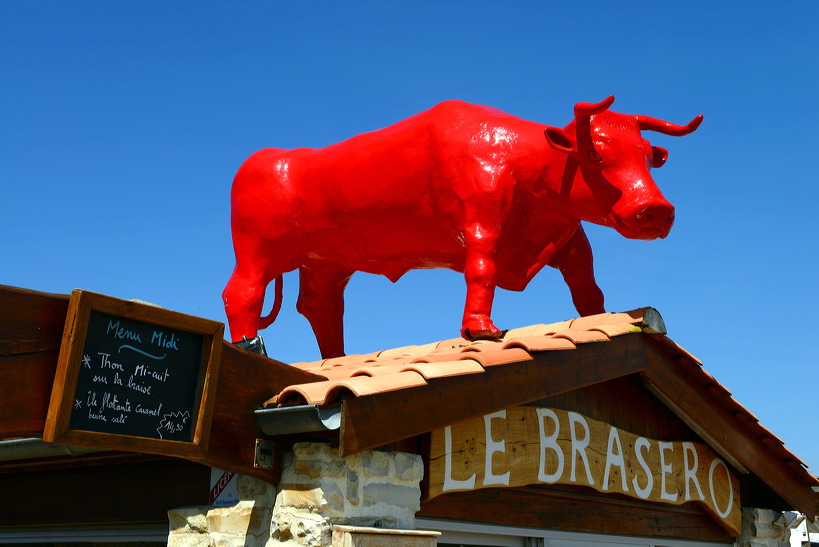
266;309;658;407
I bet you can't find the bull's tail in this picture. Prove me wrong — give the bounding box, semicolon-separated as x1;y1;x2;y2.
259;275;284;330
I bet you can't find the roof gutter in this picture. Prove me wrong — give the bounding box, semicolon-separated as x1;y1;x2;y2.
0;438;105;462
255;404;341;436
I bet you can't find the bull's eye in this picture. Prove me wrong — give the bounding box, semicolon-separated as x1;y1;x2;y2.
588;150;602;162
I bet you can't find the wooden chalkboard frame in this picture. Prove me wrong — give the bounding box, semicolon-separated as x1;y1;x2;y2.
44;290;223;459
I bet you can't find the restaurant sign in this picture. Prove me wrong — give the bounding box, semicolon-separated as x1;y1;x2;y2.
429;406;740;535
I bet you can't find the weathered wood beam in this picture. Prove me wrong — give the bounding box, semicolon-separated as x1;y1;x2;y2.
0;285;68;356
0;286;68;438
418;484;732;542
641;337;817;519
340;335;650;456
188;342;325;482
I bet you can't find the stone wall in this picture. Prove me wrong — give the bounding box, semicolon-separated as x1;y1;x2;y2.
168;442;424;547
733;507;791;547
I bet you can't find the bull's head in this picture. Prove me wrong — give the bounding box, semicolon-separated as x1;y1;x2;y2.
544;96;702;240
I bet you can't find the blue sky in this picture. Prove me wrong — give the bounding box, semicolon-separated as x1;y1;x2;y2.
2;3;817;473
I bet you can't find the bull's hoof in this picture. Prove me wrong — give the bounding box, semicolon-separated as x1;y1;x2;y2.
461;320;503;341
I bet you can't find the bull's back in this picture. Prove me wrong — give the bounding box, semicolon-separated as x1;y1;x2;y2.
229;102;551;272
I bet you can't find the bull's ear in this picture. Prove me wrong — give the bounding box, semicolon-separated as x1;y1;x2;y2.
651;146;668;168
544;126;576;154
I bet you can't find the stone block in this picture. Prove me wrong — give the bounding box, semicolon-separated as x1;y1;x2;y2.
278;486;327;511
236;474;277;505
355;451;391;479
294;458;346;479
167;532;211;547
271;510;332;546
361;483;420;512
346;469;360;506
206;505;250;534
168;506;209;534
393;452;423;482
736;507;791;547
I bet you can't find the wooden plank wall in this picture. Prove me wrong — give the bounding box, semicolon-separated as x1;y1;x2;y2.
0;286;69;438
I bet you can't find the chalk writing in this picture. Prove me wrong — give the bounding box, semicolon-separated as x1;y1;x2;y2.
68;311;203;442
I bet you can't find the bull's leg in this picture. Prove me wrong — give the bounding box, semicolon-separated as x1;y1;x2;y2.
223;237;299;344
223;260;270;343
548;224;605;316
461;221;503;340
297;264;354;359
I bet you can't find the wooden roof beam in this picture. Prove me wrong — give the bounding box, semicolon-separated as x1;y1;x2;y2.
340;334;650;456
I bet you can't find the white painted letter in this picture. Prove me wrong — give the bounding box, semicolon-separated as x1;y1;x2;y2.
483;410;510;486
568;411;594;485
658;441;678;502
708;458;734;519
602;426;628;492
631;437;653;499
682;442;704;501
537;408;564;483
443;425;476;492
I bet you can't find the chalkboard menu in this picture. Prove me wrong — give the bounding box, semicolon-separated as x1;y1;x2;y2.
44;290;224;458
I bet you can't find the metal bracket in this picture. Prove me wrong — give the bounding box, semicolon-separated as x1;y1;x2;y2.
254;439;275;469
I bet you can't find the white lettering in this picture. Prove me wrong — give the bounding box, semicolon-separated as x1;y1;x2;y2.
631;437;653;499
568;412;594;485
99;353;125;371
602;426;628;492
659;441;678;502
683;442;705;501
127;375;152;395
483;410;510;486
537;408;563;483
442;425;476;491
709;458;733;519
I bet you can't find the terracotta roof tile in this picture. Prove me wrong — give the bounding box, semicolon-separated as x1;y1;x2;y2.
350;363;413;377
399;360;485;379
434;337;471;350
458;347;533;367
505;320;573;338
567;310;644;330
276;370;428;406
402;341;447;355
410;351;475;363
589;323;642;337
501;336;577;352
376;345;427;360
265;307;654;408
552;329;611;344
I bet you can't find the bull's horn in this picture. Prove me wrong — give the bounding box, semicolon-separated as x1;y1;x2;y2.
574;95;615;119
635;114;704;136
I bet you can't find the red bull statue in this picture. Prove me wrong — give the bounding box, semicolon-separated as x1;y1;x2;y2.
223;96;702;358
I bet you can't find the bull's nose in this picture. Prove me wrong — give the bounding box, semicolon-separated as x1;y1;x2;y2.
633;203;675;238
636;205;675;225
